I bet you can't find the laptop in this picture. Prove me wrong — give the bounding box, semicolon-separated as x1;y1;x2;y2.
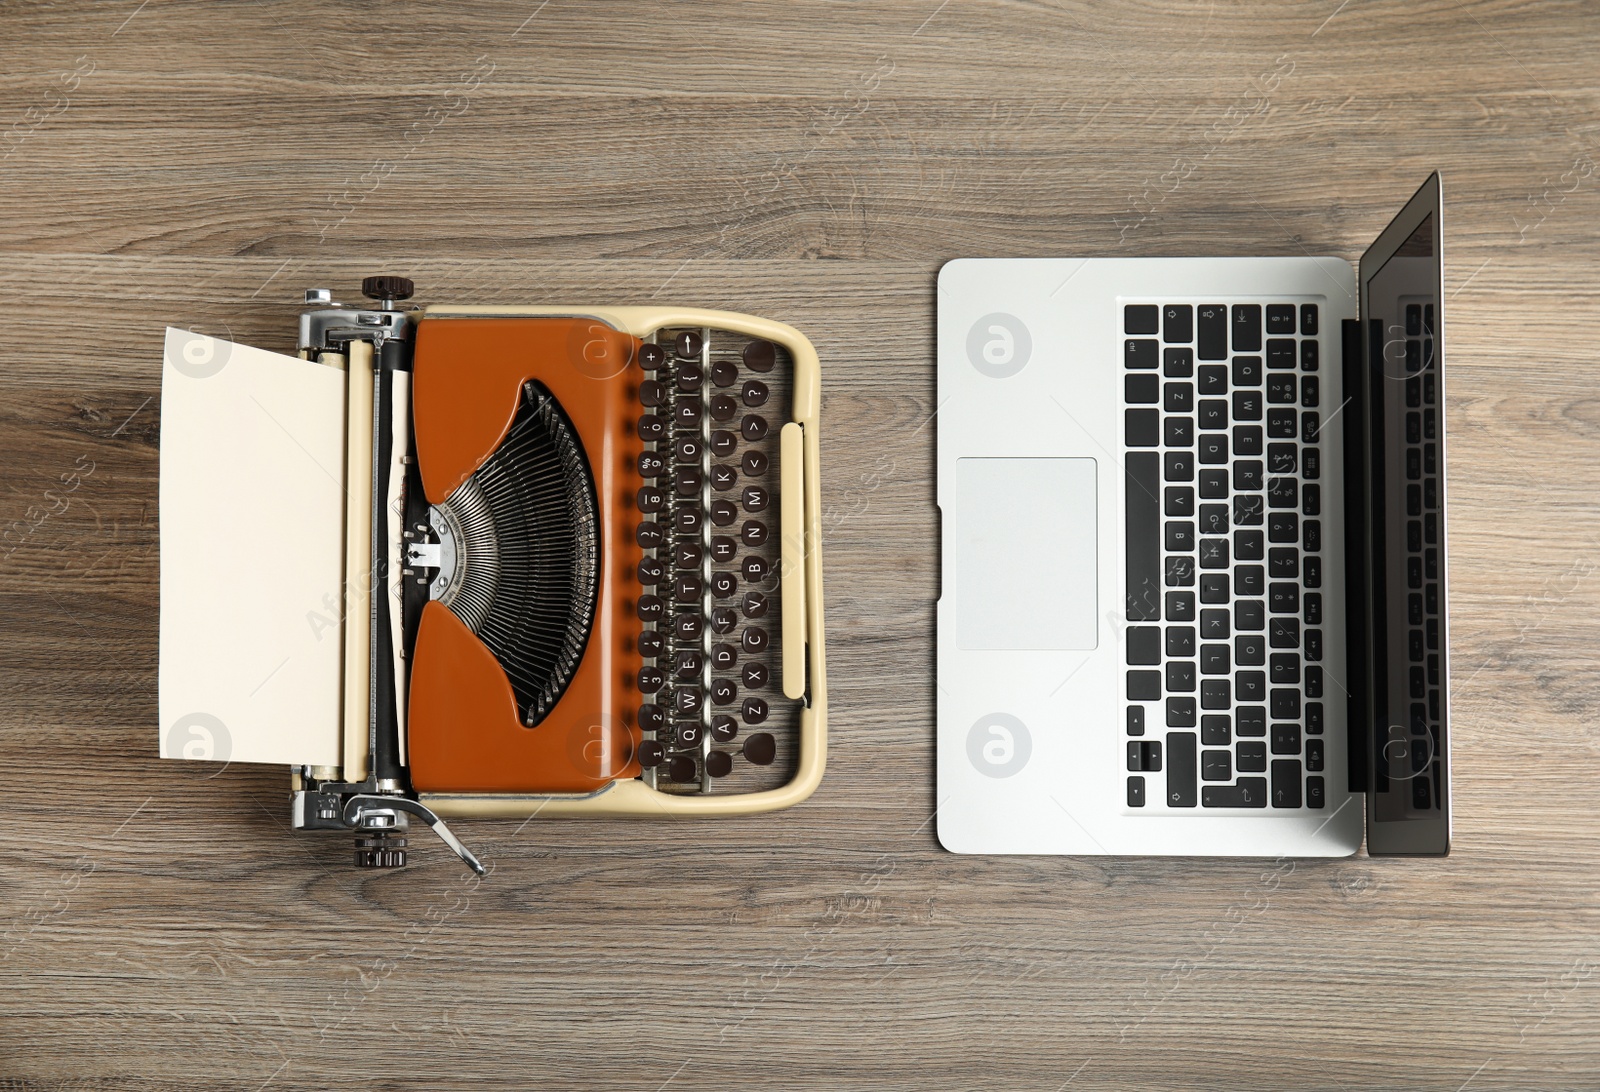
935;175;1449;857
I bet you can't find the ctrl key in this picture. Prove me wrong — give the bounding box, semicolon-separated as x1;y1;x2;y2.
1128;776;1146;808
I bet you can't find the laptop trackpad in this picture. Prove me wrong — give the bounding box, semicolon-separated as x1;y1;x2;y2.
955;458;1098;650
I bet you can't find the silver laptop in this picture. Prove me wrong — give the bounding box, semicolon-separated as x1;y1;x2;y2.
935;175;1449;857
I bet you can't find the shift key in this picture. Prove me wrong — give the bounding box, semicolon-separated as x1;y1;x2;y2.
1197;305;1227;359
1166;731;1197;807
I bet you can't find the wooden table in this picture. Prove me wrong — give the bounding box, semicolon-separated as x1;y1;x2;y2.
4;1;1598;1088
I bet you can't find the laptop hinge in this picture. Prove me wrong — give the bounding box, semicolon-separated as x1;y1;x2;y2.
1339;317;1370;795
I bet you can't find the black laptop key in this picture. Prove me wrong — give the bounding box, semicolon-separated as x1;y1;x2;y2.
1234;460;1263;492
1164;382;1194;413
1127;626;1161;665
1232;425;1263;456
1127;670;1160;700
1166;556;1195;586
1269;653;1299;684
1266;305;1296;335
1198;469;1228;498
1231;304;1262;352
1167;696;1197;726
1165;451;1194;482
1233;389;1262;421
1127;706;1145;736
1198;399;1227;430
1198;433;1228;464
1237;740;1267;771
1232;356;1262;387
1166;591;1196;621
1198;504;1228;535
1166;731;1197;807
1164;416;1194;447
1197;364;1227;395
1300;338;1319;371
1301;376;1319;408
1234;529;1264;560
1305;775;1325;809
1128;776;1146;807
1165;486;1195;517
1267;407;1297;439
1126;339;1159;369
1165;521;1195;553
1405;303;1422;337
1164;347;1194;377
1201;748;1232;781
1197;305;1227;359
1233;494;1263;526
1271;759;1303;808
1124;452;1161;620
1235;565;1264;598
1235;633;1265;666
1125;305;1159;335
1166;626;1196;658
1266;339;1297;369
1201;714;1231;746
1306;737;1324;772
1199;573;1229;603
1271;722;1301;755
1270;687;1301;720
1129;739;1162;771
1300;303;1318;336
1267;373;1297;404
1126;408;1159;447
1204;777;1267;808
1163;304;1193;343
1200;642;1229;672
1267;477;1298;509
1237;598;1265;630
1236;670;1265;702
1125;374;1159;403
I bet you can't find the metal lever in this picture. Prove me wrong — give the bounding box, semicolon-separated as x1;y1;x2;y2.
342;794;487;876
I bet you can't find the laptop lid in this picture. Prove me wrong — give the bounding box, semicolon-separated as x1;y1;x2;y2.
1345;174;1451;855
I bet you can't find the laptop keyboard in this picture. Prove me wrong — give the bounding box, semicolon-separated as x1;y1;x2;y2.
1121;302;1327;812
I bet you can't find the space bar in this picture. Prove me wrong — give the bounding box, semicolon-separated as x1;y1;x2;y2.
1125;452;1160;621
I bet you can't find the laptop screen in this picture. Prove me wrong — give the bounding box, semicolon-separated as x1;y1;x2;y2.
1347;174;1451;855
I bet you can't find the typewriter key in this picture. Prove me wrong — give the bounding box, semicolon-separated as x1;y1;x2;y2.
742;486;769;512
636;521;665;548
711;607;739;633
742;663;769;689
742;379;769;407
636;487;666;513
675;467;702;497
711;499;737;526
674;506;703;533
711;360;738;387
638;704;666;731
743;732;777;765
673;612;703;640
673;651;702;680
742;627;769;654
741;450;768;476
673;575;702;603
638;632;664;659
675;435;703;462
675;330;703;360
637;557;665;585
638;415;667;441
711;715;738;743
712;678;737;705
638;666;665;693
638;451;666;477
741;414;769;442
742;591;768;618
674;541;703;569
743;339;776;372
711;464;737;490
638;739;666;767
676;362;704;392
711;430;738;457
675;397;703;426
711;536;738;563
637;595;665;621
639;343;666;370
711;571;738;598
639;379;667;407
711;643;738;670
674;687;703;716
742;556;770;582
668;755;698;783
710;394;738;422
742;696;770;725
706;750;734;778
741;520;769;547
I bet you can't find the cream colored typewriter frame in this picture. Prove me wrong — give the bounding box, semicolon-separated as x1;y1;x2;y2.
406;306;827;819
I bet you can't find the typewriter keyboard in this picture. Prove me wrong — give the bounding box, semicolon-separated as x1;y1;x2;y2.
1121;301;1327;812
633;328;801;793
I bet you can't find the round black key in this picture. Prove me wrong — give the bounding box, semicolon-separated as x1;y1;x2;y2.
743;731;776;765
706;750;734;778
710;394;738;421
675;720;701;746
673;575;702;603
711;430;737;457
742;627;769;654
742;379;769;407
675;435;703;462
675;397;703;426
637;738;666;768
638;703;665;731
742;555;770;582
674;541;703;569
741;696;770;725
638;343;666;370
712;571;738;598
711;499;738;526
741;520;769;547
636;521;665;548
638;666;665;693
668;754;698;783
676;362;704;391
674;687;703;716
673;650;702;680
711;607;739;633
711;643;738;670
712;464;737;490
743;339;776;372
638;415;666;441
742;485;769;512
636;486;666;513
638;451;666;477
742;662;769;689
639;379;668;407
675;467;701;497
674;506;703;534
711;715;738;743
673;612;703;640
675;330;703;360
743;591;768;618
637;557;664;585
741;414;769;442
711;360;738;387
741;450;769;476
638;631;663;659
711;536;738;563
637;595;664;621
712;678;737;706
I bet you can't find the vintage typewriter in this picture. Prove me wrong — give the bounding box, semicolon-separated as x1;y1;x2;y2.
157;277;827;873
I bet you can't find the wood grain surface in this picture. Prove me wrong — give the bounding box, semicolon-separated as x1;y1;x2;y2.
4;1;1600;1088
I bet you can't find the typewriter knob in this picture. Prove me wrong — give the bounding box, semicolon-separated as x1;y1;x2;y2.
362;275;415;304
